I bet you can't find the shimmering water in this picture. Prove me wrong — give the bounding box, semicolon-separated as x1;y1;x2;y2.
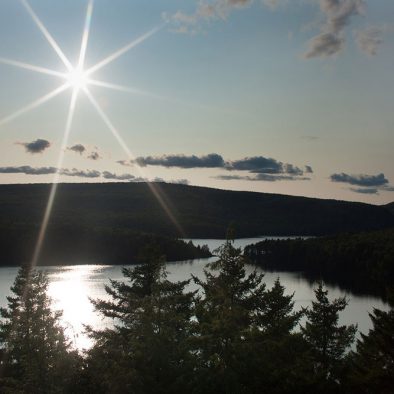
0;237;389;350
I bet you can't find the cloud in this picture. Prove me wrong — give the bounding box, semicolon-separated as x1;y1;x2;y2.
304;32;344;58
350;187;378;194
123;152;310;180
102;171;136;181
0;166;56;175
305;165;313;174
284;163;304;176
228;156;282;173
68;144;86;155
17;139;51;154
355;26;384;55
262;0;285;10
116;160;133;167
214;173;310;182
0;166;100;178
133;153;225;169
227;156;305;176
88;151;101;160
304;0;364;58
60;168;101;178
167;0;259;33
330;172;388;187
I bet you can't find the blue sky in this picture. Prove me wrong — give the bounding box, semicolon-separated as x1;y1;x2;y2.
0;0;393;204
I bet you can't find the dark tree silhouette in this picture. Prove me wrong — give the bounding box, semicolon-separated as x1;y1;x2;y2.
301;282;357;391
0;267;80;394
349;302;394;393
85;247;196;394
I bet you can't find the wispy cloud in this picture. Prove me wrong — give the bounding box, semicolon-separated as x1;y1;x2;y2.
214;173;310;181
166;0;264;34
304;0;364;59
17;138;51;154
355;26;384;56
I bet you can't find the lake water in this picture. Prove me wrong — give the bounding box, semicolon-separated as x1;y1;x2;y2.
0;237;389;350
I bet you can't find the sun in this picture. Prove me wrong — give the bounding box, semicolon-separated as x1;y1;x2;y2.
0;0;183;268
66;68;88;91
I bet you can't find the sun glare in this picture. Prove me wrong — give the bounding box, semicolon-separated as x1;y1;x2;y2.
0;0;182;269
66;68;88;91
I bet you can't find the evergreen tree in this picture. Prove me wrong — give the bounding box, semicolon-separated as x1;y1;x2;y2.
301;282;357;389
246;278;313;394
256;278;303;337
85;247;196;394
192;239;267;393
0;266;79;394
348;304;394;393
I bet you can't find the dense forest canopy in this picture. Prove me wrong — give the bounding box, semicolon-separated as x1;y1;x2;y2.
0;225;211;266
244;228;394;300
0;183;393;239
0;242;393;393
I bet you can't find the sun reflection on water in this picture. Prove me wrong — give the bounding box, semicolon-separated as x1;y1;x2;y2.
46;265;110;350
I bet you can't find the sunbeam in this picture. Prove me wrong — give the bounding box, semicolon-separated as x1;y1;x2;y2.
0;1;185;268
78;0;94;71
0;83;69;127
85;25;164;76
84;87;185;237
87;79;169;101
20;0;73;71
30;89;79;268
0;57;66;78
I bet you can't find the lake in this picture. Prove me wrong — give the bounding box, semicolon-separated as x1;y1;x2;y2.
0;237;389;350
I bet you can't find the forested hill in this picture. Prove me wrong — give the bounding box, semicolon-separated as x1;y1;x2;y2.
385;202;394;216
0;182;393;238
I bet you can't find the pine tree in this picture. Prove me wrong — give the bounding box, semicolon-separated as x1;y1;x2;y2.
301;282;357;387
192;239;267;393
245;278;313;394
0;266;79;394
85;247;196;394
256;277;303;337
349;305;394;393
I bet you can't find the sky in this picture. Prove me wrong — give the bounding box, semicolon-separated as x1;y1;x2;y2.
0;0;393;205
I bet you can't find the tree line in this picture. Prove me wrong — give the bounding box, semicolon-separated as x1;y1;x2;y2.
244;228;394;299
0;224;211;266
0;241;393;393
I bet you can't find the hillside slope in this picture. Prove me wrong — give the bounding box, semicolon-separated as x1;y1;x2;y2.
0;183;393;238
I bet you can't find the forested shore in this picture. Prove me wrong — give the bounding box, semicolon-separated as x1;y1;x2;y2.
245;228;394;300
0;240;393;394
0;225;211;266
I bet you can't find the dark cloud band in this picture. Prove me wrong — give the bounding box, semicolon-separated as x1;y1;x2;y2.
330;172;388;187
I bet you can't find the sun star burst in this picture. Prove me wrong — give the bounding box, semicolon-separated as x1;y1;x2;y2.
0;0;184;267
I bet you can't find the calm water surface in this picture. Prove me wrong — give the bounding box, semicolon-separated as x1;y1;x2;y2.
0;237;389;350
